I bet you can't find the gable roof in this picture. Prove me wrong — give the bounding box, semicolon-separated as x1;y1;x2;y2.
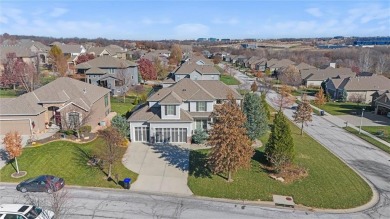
296;62;316;71
174;62;220;75
0;77;110;116
306;67;355;81
159;91;182;105
87;47;110;56
341;75;390;91
128;104;193;122
75;56;137;69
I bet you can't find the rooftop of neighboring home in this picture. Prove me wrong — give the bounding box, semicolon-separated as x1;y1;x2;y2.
303;66;355;81
267;58;295;69
105;44;127;55
187;54;214;65
75;56;137;70
0;77;110;116
87;46;109;55
339;75;390;91
0;46;36;59
50;42;85;54
173;62;220;75
296;62;316;71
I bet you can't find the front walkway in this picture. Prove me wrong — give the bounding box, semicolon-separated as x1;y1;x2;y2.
122;142;193;195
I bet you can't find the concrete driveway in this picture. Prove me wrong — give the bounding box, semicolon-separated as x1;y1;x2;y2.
122;142;193;195
337;112;390;126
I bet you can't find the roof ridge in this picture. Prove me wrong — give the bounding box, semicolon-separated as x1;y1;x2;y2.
192;80;215;99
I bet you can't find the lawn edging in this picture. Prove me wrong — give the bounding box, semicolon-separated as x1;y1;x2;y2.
344;127;390;154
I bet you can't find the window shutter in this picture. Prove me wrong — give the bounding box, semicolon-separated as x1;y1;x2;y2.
174;106;176;115
165;106;167;115
205;102;207;111
196;102;199;111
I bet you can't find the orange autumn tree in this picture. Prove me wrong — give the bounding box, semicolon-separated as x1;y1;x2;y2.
3;131;23;173
314;88;326;106
208;94;254;182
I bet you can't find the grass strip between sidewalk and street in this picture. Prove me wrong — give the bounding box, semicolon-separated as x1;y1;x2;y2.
0;138;138;188
188;112;372;209
344;127;390;155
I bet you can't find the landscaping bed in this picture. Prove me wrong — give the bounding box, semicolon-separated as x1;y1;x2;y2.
188;116;372;209
0;138;138;188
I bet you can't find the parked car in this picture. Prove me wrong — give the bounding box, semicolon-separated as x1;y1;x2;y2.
16;175;65;193
0;204;54;219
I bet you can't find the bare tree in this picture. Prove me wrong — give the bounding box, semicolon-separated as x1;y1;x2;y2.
23;189;71;219
272;85;296;111
98;127;123;179
279;65;302;86
349;93;365;105
359;49;373;73
116;63;131;102
375;54;389;75
292;95;313;135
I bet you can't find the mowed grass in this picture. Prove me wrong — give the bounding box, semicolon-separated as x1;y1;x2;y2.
313;102;371;115
362;126;390;143
220;75;241;85
0;89;18;98
0;138;138;188
110;96;135;117
344;127;390;154
188;115;372;209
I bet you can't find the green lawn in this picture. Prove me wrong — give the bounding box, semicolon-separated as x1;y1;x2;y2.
344;127;390;154
0;89;18;98
110;96;135;117
221;75;241;85
313;102;372;115
0;139;138;188
362;126;390;143
188;114;372;209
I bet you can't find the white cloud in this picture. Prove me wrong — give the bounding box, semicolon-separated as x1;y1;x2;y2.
0;16;8;24
305;8;323;17
2;8;27;25
50;7;68;17
174;23;209;39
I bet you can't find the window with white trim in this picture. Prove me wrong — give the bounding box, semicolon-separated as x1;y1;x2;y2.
165;105;176;115
196;102;207;111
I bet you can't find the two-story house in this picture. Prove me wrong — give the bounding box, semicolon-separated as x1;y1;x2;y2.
74;56;138;95
128;78;242;143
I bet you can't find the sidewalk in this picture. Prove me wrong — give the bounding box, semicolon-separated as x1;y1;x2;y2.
310;104;390;148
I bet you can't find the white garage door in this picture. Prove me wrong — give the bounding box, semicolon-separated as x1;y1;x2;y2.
134;127;149;142
0;120;31;135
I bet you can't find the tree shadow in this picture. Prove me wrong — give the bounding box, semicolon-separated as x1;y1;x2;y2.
148;143;190;172
0;149;9;161
252;150;274;174
188;150;211;178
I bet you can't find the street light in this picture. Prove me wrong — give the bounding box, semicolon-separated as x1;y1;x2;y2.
359;107;365;134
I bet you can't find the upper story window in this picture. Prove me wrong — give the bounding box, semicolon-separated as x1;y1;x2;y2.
104;94;109;107
196;102;207;111
177;76;180;80
216;99;222;104
165;105;176;115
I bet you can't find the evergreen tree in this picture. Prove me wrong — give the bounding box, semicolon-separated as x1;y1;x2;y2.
111;115;130;139
261;93;271;120
208;94;254;182
293;95;313;135
243;93;268;141
265;111;295;172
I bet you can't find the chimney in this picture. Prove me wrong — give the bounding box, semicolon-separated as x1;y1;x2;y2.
330;63;336;68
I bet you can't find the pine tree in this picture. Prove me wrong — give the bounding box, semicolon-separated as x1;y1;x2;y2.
261;93;271;120
265;111;295;172
314;88;326;106
293;95;313;135
243;93;268;141
208;94;254;182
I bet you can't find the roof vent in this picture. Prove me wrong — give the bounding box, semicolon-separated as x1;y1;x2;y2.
183;89;186;91
83;88;87;94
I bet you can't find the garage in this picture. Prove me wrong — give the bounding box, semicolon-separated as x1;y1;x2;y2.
155;128;187;143
0;119;31;135
134;127;150;142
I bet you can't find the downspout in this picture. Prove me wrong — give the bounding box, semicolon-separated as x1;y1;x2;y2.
0;118;33;136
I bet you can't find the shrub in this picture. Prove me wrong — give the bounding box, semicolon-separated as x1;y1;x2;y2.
192;129;208;144
79;125;92;134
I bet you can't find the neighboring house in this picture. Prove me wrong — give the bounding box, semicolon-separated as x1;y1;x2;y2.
296;62;316;71
0;46;37;75
75;56;138;95
302;66;355;87
49;42;86;57
267;59;295;73
1;39;49;65
244;56;260;69
0;77;111;135
105;45;127;60
128;78;242;143
373;90;390;115
254;58;268;71
326;75;390;103
87;47;111;57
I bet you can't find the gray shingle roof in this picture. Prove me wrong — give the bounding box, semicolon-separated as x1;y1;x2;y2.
0;77;110;115
75;56;137;69
341;75;390;91
306;67;355;81
175;62;220;75
159;91;182;105
296;62;316;71
128;104;193;122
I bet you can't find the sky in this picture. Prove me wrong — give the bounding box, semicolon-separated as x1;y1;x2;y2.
0;0;389;40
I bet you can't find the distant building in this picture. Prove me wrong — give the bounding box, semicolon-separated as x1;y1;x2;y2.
209;38;218;42
197;38;208;42
353;37;390;46
220;39;231;42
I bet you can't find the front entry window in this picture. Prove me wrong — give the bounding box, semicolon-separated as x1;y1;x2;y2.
68;112;80;129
